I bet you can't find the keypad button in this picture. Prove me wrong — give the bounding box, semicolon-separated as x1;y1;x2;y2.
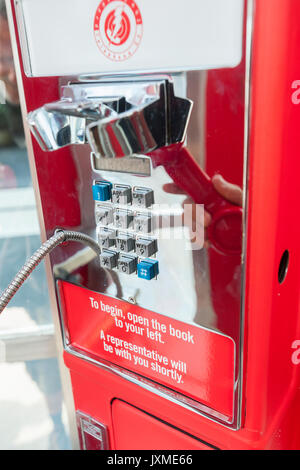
112;185;132;205
95;205;114;226
132;187;154;208
118;255;137;275
100;250;118;269
98;228;116;249
93;179;158;266
134;213;153;233
135;238;157;257
116;233;135;253
92;181;112;202
137;259;159;280
114;209;134;229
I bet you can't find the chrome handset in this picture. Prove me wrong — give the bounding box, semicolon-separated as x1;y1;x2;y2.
27;78;192;158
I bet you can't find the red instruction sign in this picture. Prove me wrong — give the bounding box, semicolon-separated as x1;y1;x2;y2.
58;281;235;419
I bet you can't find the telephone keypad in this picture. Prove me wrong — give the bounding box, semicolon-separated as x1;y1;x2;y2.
94;180;158;279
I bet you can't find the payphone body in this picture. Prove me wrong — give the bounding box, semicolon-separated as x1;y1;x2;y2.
6;0;300;449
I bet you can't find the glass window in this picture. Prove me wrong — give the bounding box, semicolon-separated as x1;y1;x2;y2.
0;3;70;450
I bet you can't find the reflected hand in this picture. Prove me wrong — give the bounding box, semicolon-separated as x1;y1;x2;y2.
211;174;243;207
163;174;242;248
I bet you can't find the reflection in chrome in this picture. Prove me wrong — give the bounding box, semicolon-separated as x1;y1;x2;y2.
25;68;250;432
27;78;192;158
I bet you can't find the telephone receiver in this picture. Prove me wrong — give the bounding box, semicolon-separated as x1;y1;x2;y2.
28;77;242;255
149;143;242;255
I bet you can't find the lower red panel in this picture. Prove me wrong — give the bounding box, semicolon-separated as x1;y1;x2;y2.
112;400;215;450
58;281;235;419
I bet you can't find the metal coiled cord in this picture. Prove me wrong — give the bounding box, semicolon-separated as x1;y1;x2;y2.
0;230;100;315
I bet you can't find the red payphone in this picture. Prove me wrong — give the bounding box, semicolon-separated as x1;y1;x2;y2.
2;0;300;450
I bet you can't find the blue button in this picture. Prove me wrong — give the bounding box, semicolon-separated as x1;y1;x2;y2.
92;181;112;201
137;259;159;280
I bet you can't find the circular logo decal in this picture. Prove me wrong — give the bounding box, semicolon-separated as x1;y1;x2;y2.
94;0;143;62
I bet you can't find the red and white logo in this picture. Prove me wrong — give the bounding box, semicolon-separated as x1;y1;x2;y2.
94;0;143;62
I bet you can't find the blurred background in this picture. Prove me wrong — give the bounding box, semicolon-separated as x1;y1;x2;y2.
0;0;71;450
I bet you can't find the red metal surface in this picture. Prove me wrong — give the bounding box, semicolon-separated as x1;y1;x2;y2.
58;280;235;419
112;400;214;450
241;0;300;442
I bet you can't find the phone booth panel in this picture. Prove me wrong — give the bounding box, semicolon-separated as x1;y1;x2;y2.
6;0;300;450
111;400;215;450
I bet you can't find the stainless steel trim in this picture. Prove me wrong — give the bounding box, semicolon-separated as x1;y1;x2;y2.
92;153;151;176
76;411;110;450
237;0;255;429
14;0;32;76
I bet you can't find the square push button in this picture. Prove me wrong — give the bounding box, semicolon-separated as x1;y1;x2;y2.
135;238;157;257
112;185;132;205
132;187;154;208
118;255;137;275
100;250;118;269
98;228;116;249
95;205;113;226
116;233;135;253
134;213;153;233
92;181;112;202
137;259;159;280
114;209;134;229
